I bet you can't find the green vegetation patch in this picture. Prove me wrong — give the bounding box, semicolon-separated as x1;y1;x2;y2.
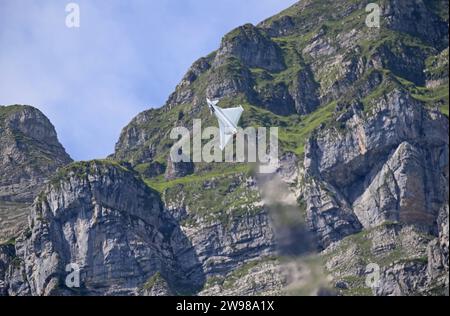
144;163;250;193
0;104;27;123
141;272;165;291
412;84;449;116
50;159;136;186
222;256;278;290
147;166;261;225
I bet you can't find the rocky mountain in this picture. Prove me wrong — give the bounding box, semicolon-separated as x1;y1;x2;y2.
1;161;206;296
0;105;72;243
1;0;449;296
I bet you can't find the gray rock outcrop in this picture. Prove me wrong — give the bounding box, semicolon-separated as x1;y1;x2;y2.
1;161;205;296
0;105;72;242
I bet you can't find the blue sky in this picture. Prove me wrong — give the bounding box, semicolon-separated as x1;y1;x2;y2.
0;0;297;161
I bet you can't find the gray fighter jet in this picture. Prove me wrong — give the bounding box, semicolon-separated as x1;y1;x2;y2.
207;98;244;150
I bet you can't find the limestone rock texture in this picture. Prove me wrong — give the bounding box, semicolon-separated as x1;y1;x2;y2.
1;161;205;296
0;105;72;242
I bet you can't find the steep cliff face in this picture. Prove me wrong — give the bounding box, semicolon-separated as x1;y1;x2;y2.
0;161;283;296
301;88;449;295
0;105;72;242
0;244;14;296
301;89;448;248
161;172;279;295
1;161;205;296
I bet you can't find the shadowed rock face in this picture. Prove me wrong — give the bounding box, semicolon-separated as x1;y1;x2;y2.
383;0;449;49
0;244;14;296
214;24;286;73
1;161;205;296
165;156;194;180
0;105;72;242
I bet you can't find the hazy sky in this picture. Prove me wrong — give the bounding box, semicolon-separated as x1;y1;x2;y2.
0;0;297;161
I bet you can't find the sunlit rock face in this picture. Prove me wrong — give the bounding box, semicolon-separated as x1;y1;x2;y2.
0;105;72;242
3;161;204;296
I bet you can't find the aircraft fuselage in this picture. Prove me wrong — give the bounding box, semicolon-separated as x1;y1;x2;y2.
209;104;238;135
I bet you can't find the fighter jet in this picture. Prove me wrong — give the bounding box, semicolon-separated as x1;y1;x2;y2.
207;98;244;150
